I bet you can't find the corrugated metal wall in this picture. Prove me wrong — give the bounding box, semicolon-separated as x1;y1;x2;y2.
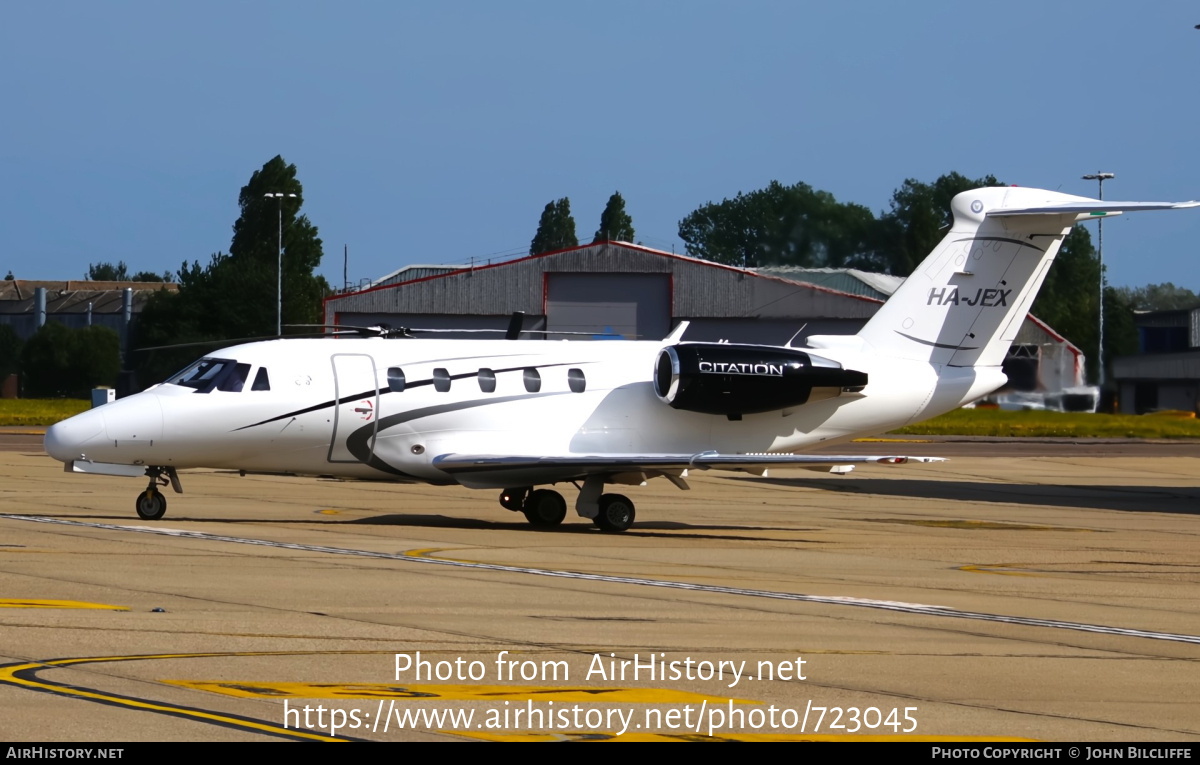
325;243;880;323
1113;351;1200;380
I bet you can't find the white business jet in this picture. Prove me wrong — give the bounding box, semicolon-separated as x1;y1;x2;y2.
44;186;1198;531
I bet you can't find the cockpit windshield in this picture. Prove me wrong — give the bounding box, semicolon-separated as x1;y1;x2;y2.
167;358;252;393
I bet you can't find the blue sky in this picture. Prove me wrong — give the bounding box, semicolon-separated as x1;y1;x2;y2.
2;2;1198;290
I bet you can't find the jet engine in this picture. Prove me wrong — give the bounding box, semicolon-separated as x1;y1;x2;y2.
653;343;867;417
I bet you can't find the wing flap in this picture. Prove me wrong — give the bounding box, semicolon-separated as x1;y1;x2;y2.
432;451;945;489
433;451;944;473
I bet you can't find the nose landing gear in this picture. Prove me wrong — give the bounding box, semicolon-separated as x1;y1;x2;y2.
134;467;182;520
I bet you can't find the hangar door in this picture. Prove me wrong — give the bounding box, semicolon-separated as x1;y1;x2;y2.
545;273;670;340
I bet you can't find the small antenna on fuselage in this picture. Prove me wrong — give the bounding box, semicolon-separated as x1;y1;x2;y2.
785;323;808;347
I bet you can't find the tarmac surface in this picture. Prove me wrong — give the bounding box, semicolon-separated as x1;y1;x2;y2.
1;432;1198;742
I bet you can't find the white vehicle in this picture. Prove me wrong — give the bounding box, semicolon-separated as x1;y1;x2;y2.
44;187;1198;531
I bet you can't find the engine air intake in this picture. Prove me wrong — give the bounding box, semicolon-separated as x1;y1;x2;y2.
653;343;867;416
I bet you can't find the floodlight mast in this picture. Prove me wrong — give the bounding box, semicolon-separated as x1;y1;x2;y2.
1082;172;1115;389
264;192;298;336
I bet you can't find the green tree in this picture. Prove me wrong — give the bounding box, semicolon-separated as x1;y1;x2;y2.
1104;286;1138;373
20;323;119;397
1112;282;1200;311
132;270;172;283
20;323;74;396
87;261;171;282
677;180;876;268
132;156;330;386
874;172;1004;276
530;198;579;255
0;324;22;379
593;191;635;243
87;261;130;281
227;156;328;332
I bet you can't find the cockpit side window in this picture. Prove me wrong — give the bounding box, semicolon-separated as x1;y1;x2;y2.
169;358;242;393
217;363;252;393
251;367;271;391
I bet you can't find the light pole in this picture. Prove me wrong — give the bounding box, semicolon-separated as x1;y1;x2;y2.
1082;172;1114;389
264;192;297;336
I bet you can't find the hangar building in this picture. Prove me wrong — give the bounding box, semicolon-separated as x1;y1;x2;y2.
0;279;178;350
323;242;1081;393
1112;307;1200;413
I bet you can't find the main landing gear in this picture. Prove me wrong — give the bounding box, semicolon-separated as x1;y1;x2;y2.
135;467;182;521
594;493;636;532
498;484;636;532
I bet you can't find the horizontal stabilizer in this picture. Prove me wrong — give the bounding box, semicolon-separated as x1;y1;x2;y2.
988;200;1200;218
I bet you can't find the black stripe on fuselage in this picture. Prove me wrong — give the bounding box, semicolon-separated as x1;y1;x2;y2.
344;392;571;477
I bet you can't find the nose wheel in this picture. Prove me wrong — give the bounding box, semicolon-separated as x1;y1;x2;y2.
134;467;180;520
136;489;167;520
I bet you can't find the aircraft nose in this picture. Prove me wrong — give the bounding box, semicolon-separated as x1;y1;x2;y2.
44;408;106;462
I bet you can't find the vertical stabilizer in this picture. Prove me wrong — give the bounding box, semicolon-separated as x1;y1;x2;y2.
856;187;1198;367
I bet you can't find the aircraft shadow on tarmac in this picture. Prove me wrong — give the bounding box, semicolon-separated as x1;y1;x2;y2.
737;476;1200;515
15;512;807;542
338;514;810;542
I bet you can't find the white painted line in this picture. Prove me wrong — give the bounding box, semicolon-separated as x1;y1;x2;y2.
7;514;1199;645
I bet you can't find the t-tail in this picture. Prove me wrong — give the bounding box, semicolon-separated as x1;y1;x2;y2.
856;186;1200;368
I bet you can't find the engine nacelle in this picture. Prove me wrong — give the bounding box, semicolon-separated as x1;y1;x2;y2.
653;343;868;416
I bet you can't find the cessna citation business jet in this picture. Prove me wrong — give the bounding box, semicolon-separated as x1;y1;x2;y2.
45;186;1199;531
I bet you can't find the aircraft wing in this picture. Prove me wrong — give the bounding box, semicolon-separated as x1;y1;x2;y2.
432;451;945;488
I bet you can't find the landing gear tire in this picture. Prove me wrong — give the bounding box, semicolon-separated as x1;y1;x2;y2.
522;489;567;528
594;493;635;532
136;490;167;520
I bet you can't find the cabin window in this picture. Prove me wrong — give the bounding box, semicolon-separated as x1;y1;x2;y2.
478;368;497;393
217;363;252;392
523;368;541;393
568;368;586;393
433;368;451;392
387;367;405;392
251;367;271;391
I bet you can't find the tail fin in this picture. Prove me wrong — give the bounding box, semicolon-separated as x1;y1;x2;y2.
856;187;1199;367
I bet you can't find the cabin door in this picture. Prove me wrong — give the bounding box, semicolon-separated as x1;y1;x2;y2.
328;353;379;463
